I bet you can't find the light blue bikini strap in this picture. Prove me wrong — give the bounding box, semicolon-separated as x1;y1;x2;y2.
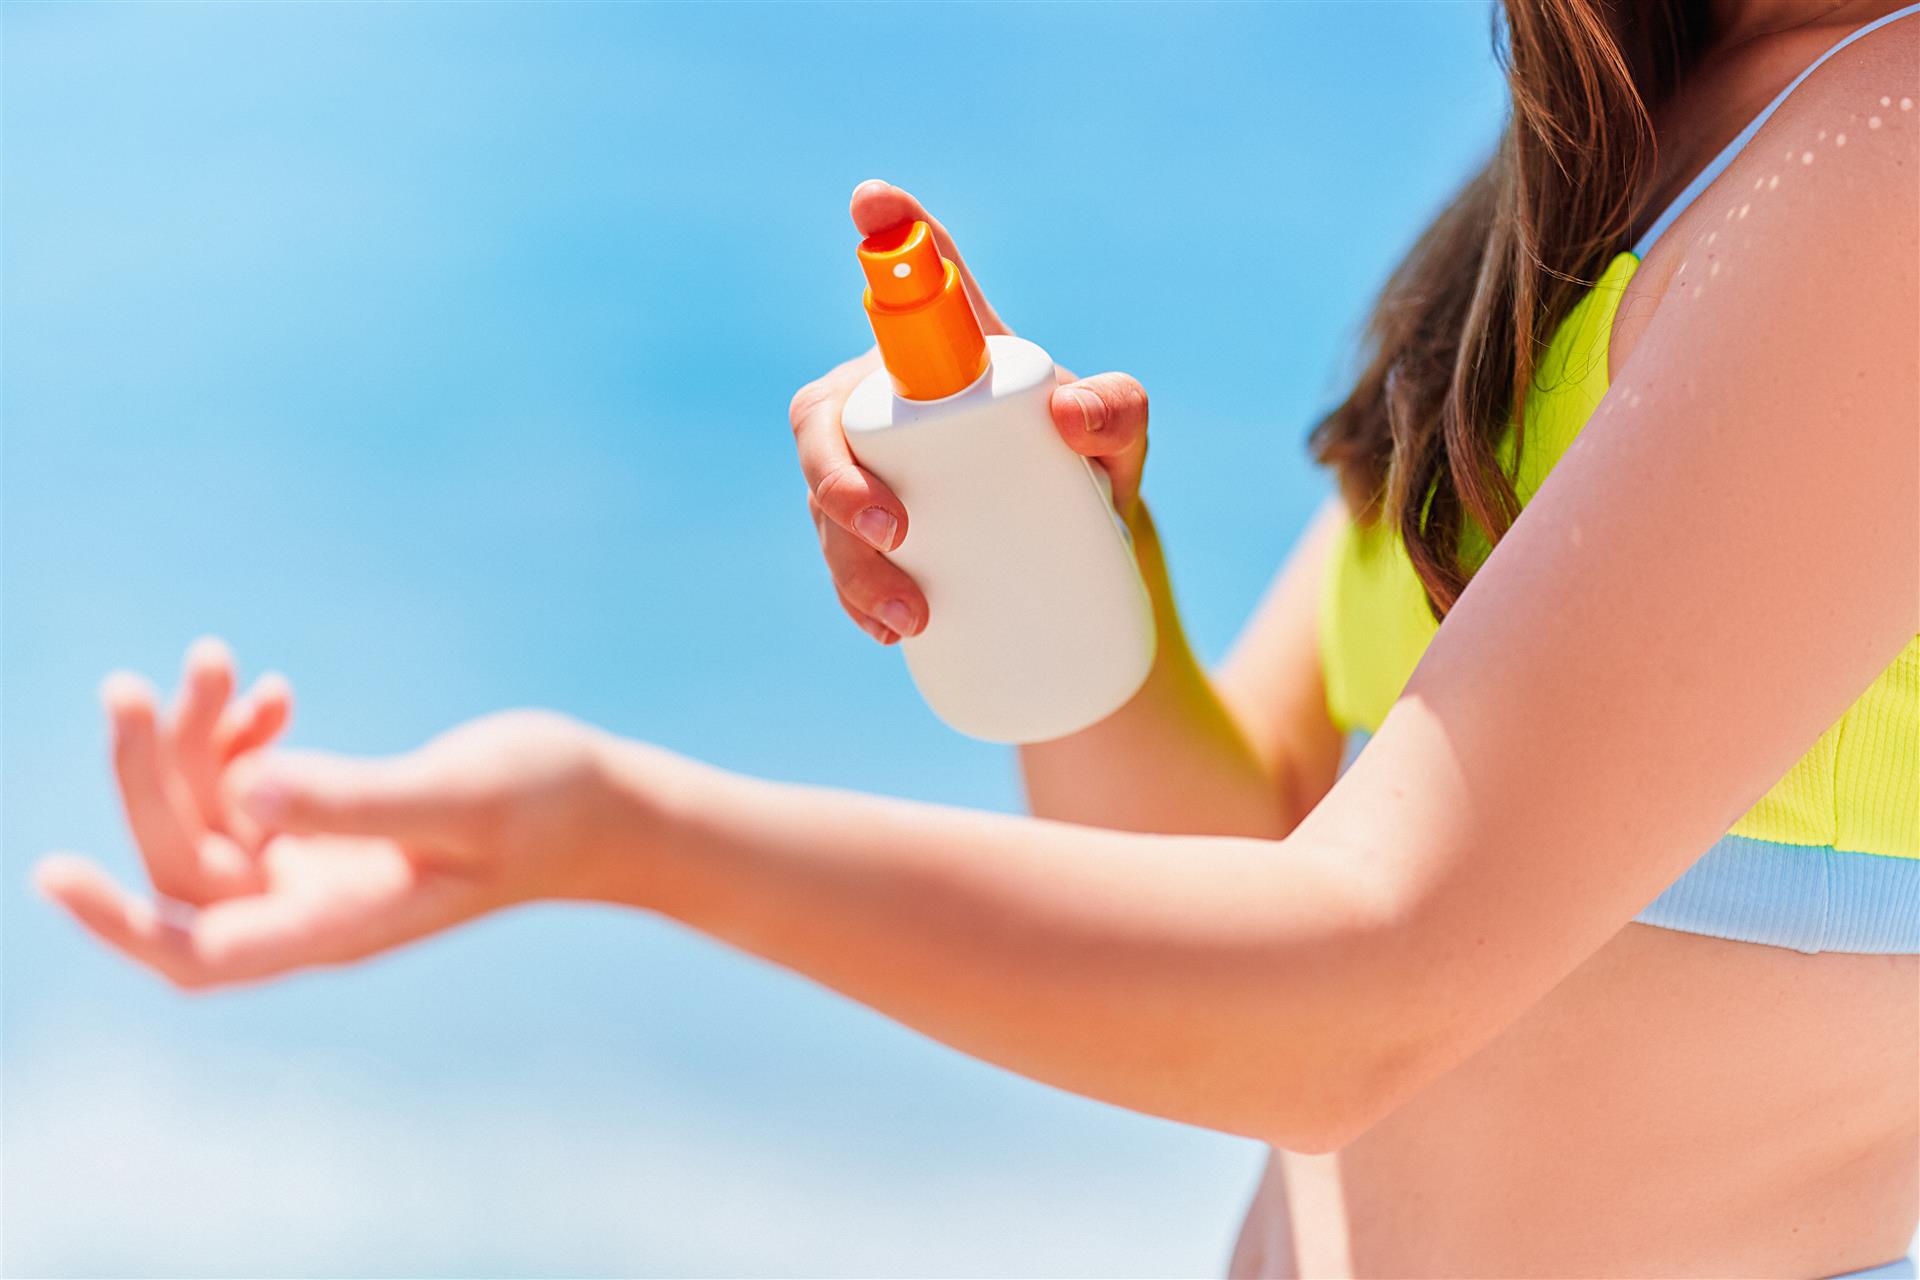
1632;1;1920;257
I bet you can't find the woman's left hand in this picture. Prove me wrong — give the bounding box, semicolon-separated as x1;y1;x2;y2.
35;639;623;990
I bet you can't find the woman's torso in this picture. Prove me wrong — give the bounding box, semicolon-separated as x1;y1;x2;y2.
1235;12;1920;1275
1233;928;1917;1277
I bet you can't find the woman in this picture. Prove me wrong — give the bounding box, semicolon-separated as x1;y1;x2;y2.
37;0;1918;1274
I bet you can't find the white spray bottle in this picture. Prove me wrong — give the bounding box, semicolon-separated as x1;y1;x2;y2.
840;220;1155;743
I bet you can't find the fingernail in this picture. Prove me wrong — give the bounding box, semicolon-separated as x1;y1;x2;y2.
876;599;915;637
854;178;890;197
1068;389;1104;432
855;507;898;551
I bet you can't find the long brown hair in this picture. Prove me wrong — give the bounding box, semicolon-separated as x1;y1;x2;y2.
1310;0;1713;616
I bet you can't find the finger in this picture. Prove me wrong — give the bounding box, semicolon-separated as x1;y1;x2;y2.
810;502;905;644
233;838;487;971
229;749;459;847
818;515;925;639
1052;373;1150;511
188;843;425;979
33;854;216;989
169;637;235;831
105;672;211;903
199;829;269;894
216;671;294;763
35;851;358;990
837;590;900;645
791;359;909;551
850;180;1009;336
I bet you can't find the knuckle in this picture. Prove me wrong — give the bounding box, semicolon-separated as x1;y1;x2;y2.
817;518;852;565
1107;374;1148;420
842;561;909;613
788;379;835;432
447;793;502;852
811;462;870;518
148;866;203;905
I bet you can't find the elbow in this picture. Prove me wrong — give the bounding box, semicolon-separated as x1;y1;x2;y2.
1249;841;1450;1153
1244;968;1441;1153
1253;1064;1406;1156
1266;1093;1391;1156
1253;985;1449;1155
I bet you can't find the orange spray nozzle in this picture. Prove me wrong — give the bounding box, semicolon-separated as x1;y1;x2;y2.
858;221;988;401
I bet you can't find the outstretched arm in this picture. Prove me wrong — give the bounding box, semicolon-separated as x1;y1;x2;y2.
41;87;1916;1153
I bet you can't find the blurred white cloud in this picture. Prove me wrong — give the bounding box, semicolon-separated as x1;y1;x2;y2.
3;1023;1262;1278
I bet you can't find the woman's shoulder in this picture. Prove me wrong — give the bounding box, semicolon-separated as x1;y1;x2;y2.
1620;17;1917;371
1754;9;1920;194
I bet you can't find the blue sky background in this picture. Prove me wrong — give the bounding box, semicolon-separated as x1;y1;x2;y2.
2;4;1507;1274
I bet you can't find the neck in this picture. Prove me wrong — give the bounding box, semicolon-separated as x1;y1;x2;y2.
1707;0;1907;52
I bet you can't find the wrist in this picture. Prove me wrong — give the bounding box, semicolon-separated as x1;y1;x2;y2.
569;731;718;916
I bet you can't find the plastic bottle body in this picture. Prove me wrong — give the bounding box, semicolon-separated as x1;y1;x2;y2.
842;333;1156;743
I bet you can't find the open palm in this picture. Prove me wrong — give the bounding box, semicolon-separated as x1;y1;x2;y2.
36;641;501;990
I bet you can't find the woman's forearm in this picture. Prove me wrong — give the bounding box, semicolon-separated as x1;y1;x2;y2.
1017;505;1290;838
586;738;1405;1152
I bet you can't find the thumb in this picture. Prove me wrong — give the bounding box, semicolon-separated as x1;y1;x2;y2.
229;749;456;845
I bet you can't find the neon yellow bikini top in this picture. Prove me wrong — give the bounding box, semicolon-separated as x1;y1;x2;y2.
1317;250;1920;954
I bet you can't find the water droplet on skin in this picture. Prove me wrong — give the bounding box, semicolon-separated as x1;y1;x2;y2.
1818;129;1828;141
1726;207;1737;221
1870;116;1884;128
1739;204;1751;218
1707;230;1718;245
1881;96;1893;107
1710;261;1721;277
1630;393;1644;408
1903;98;1915;112
1768;174;1780;189
1692;285;1705;299
1801;151;1815;164
1754;176;1765;190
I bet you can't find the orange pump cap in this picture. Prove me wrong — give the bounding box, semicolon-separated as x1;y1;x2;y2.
858;221;989;401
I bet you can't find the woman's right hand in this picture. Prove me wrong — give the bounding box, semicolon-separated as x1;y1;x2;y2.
789;180;1153;645
33;639;657;990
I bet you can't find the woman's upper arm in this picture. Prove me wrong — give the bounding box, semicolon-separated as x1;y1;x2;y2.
1306;85;1918;1105
1215;495;1348;825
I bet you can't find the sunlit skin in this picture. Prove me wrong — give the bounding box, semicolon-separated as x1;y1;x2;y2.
37;3;1920;1275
